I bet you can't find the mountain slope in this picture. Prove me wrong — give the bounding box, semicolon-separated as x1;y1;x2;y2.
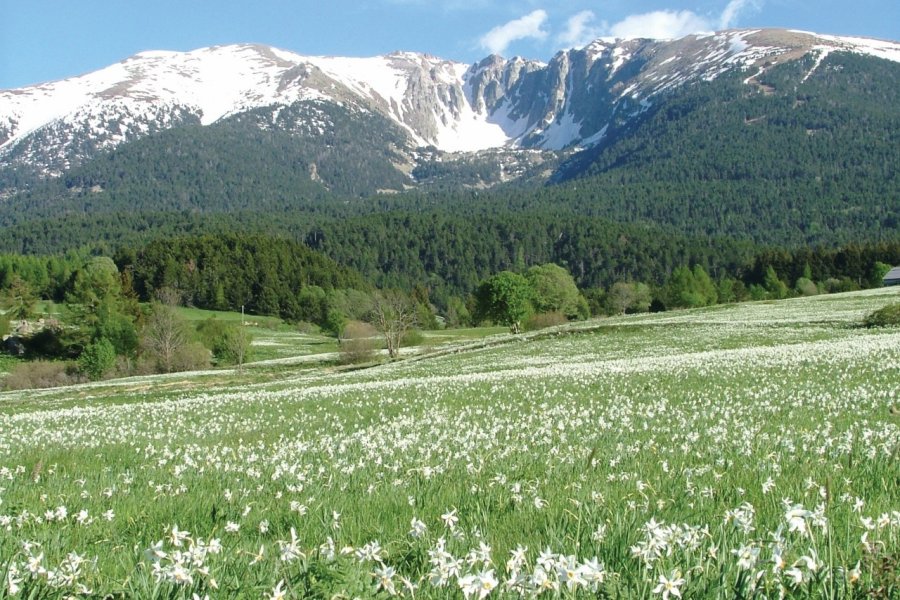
547;49;900;244
3;29;899;182
0;28;899;267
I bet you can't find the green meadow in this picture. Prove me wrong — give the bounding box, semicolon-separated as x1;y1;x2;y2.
1;288;898;598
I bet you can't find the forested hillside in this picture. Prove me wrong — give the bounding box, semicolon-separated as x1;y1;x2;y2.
551;51;900;245
0;99;413;218
2;51;897;250
115;234;369;317
0;207;751;302
1;48;898;310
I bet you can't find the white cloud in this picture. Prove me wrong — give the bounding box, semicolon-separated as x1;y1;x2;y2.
602;0;765;41
557;10;604;48
607;10;713;40
479;9;549;55
477;1;765;57
719;0;763;29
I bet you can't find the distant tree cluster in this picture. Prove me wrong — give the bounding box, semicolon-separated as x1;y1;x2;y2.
474;264;588;333
114;233;369;325
0;255;257;387
1;231;897;388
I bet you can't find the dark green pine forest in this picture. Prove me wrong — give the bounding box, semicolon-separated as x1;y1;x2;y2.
0;50;898;315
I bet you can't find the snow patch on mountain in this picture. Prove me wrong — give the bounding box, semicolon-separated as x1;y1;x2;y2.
814;34;900;63
2;28;899;177
304;55;412;116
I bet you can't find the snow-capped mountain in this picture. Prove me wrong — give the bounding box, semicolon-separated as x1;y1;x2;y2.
2;28;899;178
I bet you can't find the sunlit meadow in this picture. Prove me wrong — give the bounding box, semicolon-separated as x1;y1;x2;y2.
1;289;898;598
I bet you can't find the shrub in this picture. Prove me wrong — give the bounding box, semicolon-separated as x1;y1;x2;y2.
21;325;72;359
339;320;378;364
400;329;424;347
98;312;139;357
863;303;900;328
196;318;231;353
113;355;135;378
296;321;320;335
823;277;859;294
795;277;819;297
223;326;253;368
196;319;253;366
607;282;652;314
171;341;212;372
524;312;568;331
3;360;82;390
78;337;117;381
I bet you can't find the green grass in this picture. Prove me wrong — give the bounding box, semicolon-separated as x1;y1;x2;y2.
0;288;898;598
175;305;284;326
172;305;344;364
0;354;23;376
420;325;508;346
177;307;507;363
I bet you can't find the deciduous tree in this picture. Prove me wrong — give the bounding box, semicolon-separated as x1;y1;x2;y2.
368;290;417;359
2;275;37;321
474;271;532;334
526;264;586;319
141;302;189;373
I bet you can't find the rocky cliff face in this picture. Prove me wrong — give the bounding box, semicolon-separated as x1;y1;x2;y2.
2;29;899;179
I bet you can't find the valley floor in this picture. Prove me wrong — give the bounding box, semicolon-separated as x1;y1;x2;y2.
1;288;899;598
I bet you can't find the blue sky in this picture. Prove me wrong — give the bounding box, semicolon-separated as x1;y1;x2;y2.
1;0;898;89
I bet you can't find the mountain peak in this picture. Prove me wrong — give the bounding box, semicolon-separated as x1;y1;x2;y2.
3;29;900;178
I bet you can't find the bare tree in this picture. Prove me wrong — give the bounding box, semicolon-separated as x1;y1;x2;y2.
226;323;252;372
141;302;188;373
368;290;418;359
153;286;183;307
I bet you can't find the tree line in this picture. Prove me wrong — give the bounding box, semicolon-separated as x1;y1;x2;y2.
2;234;897;323
2;232;896;388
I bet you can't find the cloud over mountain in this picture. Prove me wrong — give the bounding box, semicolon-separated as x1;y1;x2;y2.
479;9;549;55
484;1;766;55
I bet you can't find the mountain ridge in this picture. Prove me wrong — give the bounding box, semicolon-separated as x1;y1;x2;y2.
3;28;899;180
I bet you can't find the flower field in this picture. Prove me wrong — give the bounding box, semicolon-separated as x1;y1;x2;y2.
1;289;899;598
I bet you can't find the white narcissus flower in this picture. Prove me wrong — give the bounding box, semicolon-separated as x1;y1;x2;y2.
441;508;459;530
373;564;397;596
786;566;805;586
557;554;587;590
848;561;861;584
248;545;265;565
409;517;427;538
579;557;606;589
145;540;166;562
169;525;190;547
477;568;498;598
785;505;810;536
732;544;759;570
6;563;22;596
653;571;685;600
269;579;287;600
459;569;498;599
26;552;44;575
278;527;304;563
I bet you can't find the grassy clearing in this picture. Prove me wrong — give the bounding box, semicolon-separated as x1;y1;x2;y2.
0;288;898;598
0;354;23;377
175;306;334;363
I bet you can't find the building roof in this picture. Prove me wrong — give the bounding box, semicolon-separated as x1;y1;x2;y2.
884;266;900;281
